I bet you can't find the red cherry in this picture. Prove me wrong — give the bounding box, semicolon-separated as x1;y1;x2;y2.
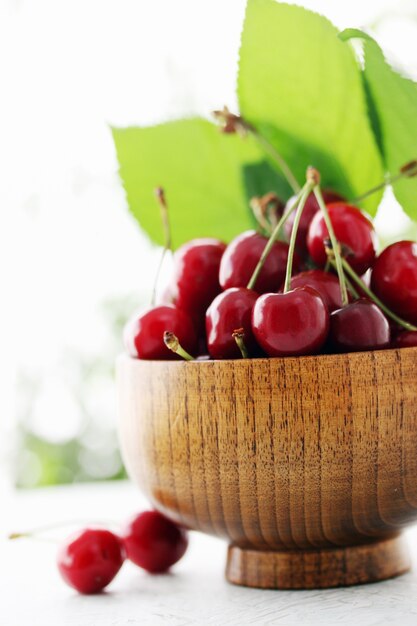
122;511;188;573
206;287;259;359
171;238;226;330
394;331;417;348
284;189;343;255
124;305;197;360
57;529;125;594
289;269;343;312
307;203;376;274
329;300;390;352
219;230;301;294
251;286;329;357
371;241;417;325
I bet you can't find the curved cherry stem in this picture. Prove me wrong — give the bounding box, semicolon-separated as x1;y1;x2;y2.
212;107;301;193
9;535;58;545
344;274;360;300
232;329;249;359
250;192;283;235
246;184;307;291
352;160;417;205
283;182;314;293
163;331;195;361
250;196;273;235
327;258;360;299
313;185;349;307
339;258;417;332
8;519;119;542
151;187;172;307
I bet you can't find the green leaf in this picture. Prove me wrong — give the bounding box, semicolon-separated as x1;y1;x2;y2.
112;118;286;248
341;28;417;221
242;159;290;202
238;0;384;214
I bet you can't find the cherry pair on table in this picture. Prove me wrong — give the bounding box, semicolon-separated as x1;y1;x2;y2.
57;510;188;594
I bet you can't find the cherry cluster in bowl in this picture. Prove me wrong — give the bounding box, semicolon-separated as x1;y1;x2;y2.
125;180;417;361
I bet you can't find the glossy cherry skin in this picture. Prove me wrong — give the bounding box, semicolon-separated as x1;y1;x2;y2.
393;331;417;348
307;203;376;274
206;288;259;359
328;299;390;353
251;286;329;357
171;238;226;331
124;305;197;360
284;189;343;255
371;241;417;325
219;230;301;294
57;529;125;594
289;269;343;312
122;511;188;574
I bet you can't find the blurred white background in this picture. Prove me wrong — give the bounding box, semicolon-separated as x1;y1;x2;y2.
2;0;417;490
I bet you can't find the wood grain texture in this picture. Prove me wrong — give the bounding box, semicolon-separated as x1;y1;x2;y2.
227;538;410;589
117;347;417;589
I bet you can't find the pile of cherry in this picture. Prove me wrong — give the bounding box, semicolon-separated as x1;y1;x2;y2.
10;509;188;594
125;178;417;361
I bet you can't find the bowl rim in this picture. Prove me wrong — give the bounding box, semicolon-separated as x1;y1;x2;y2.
118;345;417;367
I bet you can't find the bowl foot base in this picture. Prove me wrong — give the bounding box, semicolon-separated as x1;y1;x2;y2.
226;536;410;589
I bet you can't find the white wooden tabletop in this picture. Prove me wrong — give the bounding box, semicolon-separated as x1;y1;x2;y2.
3;481;417;626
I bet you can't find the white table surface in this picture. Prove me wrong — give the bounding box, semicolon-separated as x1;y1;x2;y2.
2;480;417;626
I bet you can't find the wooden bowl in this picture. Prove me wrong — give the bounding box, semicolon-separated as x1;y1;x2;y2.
117;348;417;589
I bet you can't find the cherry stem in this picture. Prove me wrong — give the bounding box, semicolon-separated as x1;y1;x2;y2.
283;181;314;293
212;107;301;193
8;519;118;542
9;534;58;545
352;160;417;204
163;331;194;361
338;258;417;332
313;185;349;307
250;196;273;235
327;258;360;299
344;274;360;300
151;187;172;307
246;185;306;291
250;192;283;235
232;328;249;358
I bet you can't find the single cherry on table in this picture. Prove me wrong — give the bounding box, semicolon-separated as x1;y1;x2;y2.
57;529;125;594
122;510;189;573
